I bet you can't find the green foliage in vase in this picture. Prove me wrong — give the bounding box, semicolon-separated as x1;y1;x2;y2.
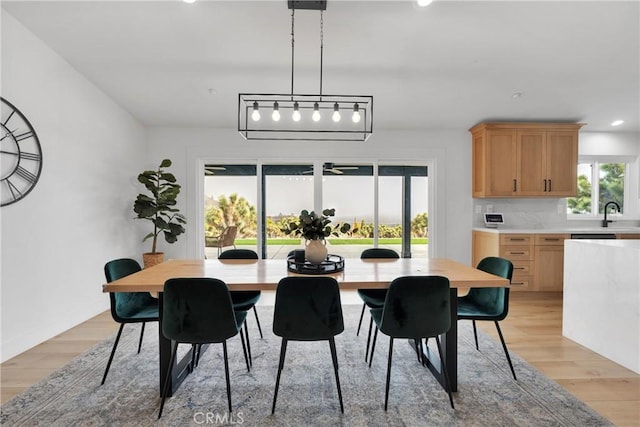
133;159;186;253
280;208;351;240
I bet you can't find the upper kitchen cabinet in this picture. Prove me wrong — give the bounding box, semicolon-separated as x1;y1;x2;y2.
471;123;584;198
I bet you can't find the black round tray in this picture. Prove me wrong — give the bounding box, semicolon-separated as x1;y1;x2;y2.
287;254;344;275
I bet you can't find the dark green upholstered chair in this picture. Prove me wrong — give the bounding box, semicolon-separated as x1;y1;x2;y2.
218;249;263;343
158;278;249;419
357;248;399;361
458;256;517;380
271;276;345;414
369;275;454;410
102;258;158;385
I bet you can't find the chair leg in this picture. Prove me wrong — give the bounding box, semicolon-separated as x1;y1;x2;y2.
222;340;232;413
414;338;423;364
365;316;374;362
158;341;179;419
435;336;455;409
271;338;288;414
137;322;146;354
244;322;252;367
472;320;479;351
329;338;344;413
494;321;517;380
356;303;366;336
101;323;125;385
189;344;198;373
384;337;394;411
239;327;250;372
253;306;264;339
369;327;379;368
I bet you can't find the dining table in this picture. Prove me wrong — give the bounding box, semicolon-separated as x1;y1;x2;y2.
103;257;509;396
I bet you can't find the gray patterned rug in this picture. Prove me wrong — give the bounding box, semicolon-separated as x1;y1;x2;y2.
1;305;611;426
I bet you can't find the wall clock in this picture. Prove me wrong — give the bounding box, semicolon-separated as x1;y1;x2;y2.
1;97;43;207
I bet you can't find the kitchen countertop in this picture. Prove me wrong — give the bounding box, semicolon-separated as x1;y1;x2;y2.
472;227;640;234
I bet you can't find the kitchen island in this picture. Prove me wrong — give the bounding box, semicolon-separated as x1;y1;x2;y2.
563;239;640;374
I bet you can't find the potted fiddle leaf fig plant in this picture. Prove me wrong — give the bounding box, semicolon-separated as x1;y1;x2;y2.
133;159;186;268
281;208;351;263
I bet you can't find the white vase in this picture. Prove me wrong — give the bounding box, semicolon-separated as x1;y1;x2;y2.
305;239;328;263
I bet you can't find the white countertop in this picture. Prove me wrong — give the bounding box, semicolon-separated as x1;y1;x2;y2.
565;239;640;249
473;227;640;234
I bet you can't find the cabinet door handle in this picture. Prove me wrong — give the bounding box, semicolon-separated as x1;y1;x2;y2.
544;179;547;192
548;179;551;191
510;251;525;255
544;238;560;242
509;238;525;241
512;282;525;286
513;179;517;192
514;267;526;270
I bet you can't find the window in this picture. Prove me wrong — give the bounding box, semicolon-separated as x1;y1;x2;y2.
567;161;626;215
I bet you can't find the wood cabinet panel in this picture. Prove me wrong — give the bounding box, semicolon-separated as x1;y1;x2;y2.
471;122;582;198
534;245;565;291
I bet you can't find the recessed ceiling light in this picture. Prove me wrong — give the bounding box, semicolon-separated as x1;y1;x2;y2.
417;0;433;7
183;0;196;4
511;92;523;99
611;120;624;126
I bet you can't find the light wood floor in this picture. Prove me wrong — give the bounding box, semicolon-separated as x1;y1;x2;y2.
1;292;638;425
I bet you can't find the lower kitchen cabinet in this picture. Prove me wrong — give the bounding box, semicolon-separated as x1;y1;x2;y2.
533;235;569;291
472;231;569;292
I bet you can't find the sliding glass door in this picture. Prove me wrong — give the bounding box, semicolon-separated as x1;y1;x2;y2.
203;162;428;259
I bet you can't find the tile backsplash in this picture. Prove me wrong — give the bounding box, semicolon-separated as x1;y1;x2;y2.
472;199;638;229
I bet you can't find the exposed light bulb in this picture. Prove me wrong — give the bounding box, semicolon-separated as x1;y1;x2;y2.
251;101;260;121
292;102;301;122
312;102;321;122
272;102;280;121
332;103;341;122
352;103;361;123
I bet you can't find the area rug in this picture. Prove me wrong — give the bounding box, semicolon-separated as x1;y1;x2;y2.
1;305;611;426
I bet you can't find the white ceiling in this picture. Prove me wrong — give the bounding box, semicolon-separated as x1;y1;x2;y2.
3;0;639;133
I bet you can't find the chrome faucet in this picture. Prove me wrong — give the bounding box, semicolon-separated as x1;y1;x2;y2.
602;201;621;227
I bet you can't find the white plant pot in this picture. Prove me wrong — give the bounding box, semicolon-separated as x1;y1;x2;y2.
305;239;328;263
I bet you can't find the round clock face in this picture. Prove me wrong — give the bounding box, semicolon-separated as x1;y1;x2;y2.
1;97;43;207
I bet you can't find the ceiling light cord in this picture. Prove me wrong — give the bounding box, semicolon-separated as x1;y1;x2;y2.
290;9;295;102
319;10;324;102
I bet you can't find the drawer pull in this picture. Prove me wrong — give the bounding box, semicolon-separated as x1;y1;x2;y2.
510;251;525;255
512;282;525;286
514;267;525;270
509;238;526;241
544;238;560;241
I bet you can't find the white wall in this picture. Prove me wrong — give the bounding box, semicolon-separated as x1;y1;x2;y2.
146;127;471;263
1;12;147;362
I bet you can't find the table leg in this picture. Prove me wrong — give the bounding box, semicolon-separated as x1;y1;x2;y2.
158;293;198;397
411;288;458;392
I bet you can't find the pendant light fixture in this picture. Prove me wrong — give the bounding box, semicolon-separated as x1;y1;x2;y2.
238;0;373;142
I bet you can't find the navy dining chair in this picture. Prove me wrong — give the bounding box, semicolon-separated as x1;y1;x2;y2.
102;258;158;385
457;256;517;380
368;275;454;410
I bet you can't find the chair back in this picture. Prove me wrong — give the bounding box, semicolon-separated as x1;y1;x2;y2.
379;275;450;338
466;257;514;319
218;248;259;260
220;226;238;246
104;258;157;321
273;277;344;341
162;278;239;344
360;248;400;259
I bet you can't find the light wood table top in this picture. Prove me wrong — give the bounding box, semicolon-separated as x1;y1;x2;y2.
103;258;508;293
